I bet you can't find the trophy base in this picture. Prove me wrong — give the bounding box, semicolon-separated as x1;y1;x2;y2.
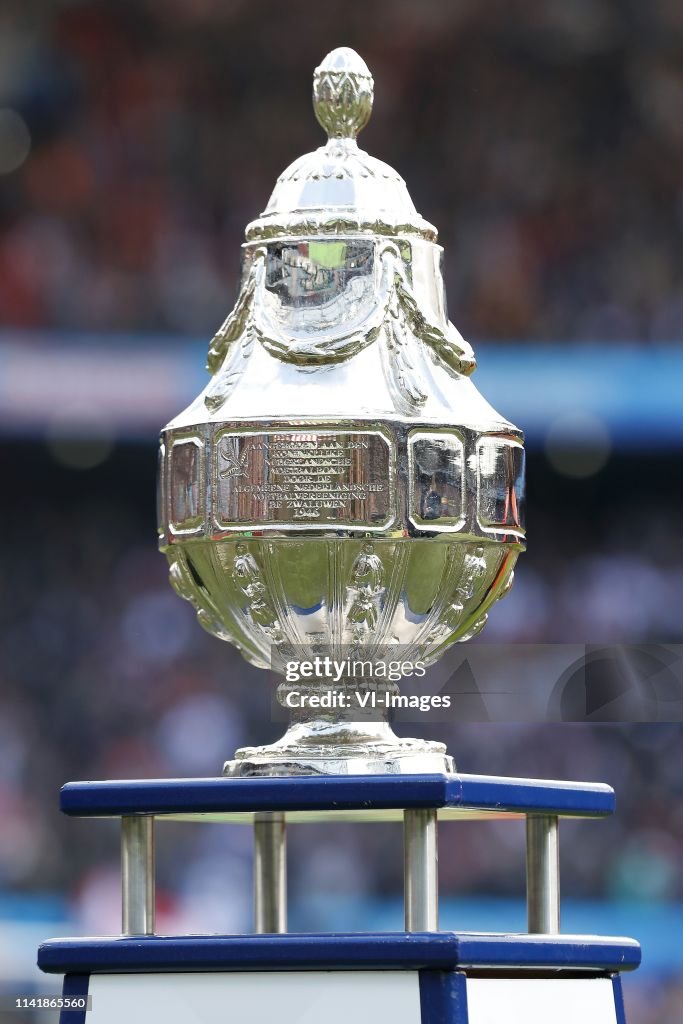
223;720;454;777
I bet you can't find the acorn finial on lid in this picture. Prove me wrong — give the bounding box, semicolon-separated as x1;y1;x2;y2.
313;47;374;140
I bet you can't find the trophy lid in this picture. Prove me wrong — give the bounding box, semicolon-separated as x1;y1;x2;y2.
245;47;437;244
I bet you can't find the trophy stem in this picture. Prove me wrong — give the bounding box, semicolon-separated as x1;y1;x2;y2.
223;674;454;777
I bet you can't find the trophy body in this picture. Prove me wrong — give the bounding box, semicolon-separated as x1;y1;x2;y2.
158;48;525;776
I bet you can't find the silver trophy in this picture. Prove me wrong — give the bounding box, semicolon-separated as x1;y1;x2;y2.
158;47;525;776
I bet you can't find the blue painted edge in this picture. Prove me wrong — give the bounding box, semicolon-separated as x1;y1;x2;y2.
613;974;628;1024
455;776;614;817
420;969;469;1024
59;973;89;1024
38;932;641;975
59;773;614;818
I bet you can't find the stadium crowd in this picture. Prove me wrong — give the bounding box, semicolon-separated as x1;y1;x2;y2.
0;1;682;341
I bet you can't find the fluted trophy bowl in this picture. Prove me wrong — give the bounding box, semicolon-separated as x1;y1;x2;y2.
158;48;525;776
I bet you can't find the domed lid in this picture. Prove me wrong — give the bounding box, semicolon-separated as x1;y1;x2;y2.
245;47;437;244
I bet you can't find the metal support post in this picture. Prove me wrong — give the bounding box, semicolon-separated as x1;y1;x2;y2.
403;808;439;931
526;814;560;933
121;815;155;935
254;811;287;933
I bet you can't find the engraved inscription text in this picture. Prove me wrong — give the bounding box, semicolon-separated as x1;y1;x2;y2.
213;430;393;528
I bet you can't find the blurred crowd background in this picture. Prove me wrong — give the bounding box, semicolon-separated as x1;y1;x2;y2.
1;2;683;1023
1;0;683;340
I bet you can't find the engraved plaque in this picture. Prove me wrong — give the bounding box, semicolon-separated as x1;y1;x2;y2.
213;429;394;529
408;430;465;530
477;436;525;530
169;436;204;534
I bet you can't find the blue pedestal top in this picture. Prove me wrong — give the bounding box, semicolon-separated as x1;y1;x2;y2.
38;931;641;975
59;773;615;823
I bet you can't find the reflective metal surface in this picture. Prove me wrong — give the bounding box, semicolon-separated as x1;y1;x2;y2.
121;816;155;936
158;46;525;776
526;815;561;934
404;808;439;931
254;812;287;934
